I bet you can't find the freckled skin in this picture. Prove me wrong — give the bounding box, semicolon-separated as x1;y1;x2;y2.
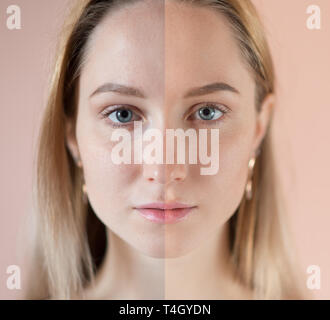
67;0;273;299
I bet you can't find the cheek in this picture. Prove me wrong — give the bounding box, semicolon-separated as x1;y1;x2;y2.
163;122;256;257
198;120;255;222
77;125;140;220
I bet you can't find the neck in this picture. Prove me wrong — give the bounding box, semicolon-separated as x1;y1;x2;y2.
85;222;240;299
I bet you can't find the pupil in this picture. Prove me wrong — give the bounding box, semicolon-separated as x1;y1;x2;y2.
199;107;214;120
117;109;132;122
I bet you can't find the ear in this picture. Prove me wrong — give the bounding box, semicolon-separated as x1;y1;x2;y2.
65;117;80;164
252;93;275;155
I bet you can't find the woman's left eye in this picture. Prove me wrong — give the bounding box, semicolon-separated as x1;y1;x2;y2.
190;104;227;122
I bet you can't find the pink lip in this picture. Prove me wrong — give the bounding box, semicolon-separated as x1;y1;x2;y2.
134;202;197;224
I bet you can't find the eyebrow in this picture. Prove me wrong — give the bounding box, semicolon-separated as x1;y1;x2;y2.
90;82;146;99
89;81;240;99
184;82;240;98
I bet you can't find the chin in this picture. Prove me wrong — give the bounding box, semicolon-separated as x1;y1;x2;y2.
138;240;195;259
126;236;192;259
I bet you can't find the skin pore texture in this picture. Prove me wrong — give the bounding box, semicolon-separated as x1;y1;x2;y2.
66;0;274;299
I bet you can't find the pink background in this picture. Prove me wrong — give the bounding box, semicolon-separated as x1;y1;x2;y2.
0;0;329;299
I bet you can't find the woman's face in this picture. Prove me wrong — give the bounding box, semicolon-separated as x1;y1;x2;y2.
67;0;272;258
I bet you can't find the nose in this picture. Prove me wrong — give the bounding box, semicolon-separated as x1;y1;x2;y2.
143;163;187;185
141;115;189;184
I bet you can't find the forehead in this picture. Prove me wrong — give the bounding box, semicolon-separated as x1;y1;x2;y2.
80;0;253;98
80;0;164;96
164;1;252;95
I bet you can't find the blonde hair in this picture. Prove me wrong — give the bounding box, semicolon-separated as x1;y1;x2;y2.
27;0;307;299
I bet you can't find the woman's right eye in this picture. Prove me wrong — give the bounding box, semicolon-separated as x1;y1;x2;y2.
102;106;142;127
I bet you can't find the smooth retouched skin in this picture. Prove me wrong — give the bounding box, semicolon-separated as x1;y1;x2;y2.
66;0;274;299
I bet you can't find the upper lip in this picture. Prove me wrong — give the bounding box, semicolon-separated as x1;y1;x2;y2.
134;202;196;210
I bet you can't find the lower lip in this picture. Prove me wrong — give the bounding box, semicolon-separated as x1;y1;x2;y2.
135;207;195;224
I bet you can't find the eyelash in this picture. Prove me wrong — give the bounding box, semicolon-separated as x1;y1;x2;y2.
187;103;229;125
100;103;229;128
100;105;142;128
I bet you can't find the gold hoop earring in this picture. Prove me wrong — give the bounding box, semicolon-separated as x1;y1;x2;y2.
82;183;88;203
77;158;88;202
77;159;83;168
245;156;256;200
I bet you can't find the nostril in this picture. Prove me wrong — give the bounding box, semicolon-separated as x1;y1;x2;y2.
170;169;186;182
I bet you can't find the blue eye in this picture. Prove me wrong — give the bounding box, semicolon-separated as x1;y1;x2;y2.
195;105;225;121
109;108;133;123
102;106;143;127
